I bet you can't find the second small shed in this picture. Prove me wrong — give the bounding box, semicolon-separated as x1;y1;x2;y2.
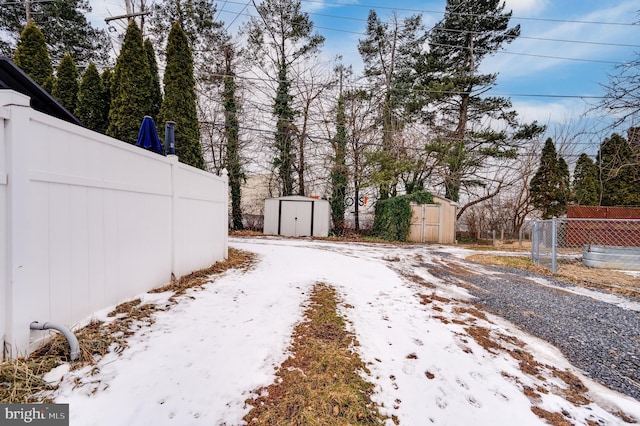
263;195;330;237
408;195;457;244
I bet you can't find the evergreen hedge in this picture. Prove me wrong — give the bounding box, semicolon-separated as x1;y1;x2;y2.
372;191;433;241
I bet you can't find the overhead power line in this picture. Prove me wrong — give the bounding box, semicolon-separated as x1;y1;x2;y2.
216;4;638;66
297;0;639;27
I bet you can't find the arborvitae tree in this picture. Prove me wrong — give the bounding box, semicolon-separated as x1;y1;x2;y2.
158;21;204;169
597;133;640;206
572;153;599;206
144;39;162;121
101;68;113;115
330;68;348;235
52;52;79;114
148;0;225;80
75;62;108;133
530;138;567;219
427;0;529;203
244;0;324;195
13;21;53;90
107;21;152;144
0;0;110;67
222;44;244;229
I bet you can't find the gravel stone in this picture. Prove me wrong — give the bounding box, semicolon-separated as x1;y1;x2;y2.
424;256;640;401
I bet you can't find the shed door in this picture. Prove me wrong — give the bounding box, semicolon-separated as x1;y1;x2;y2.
279;201;313;237
409;204;441;243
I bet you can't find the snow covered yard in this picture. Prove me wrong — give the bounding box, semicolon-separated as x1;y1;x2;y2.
45;237;640;425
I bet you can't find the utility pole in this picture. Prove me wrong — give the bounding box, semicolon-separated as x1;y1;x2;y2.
105;10;150;32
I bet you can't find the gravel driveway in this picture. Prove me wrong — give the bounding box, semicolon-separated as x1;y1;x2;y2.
423;251;640;401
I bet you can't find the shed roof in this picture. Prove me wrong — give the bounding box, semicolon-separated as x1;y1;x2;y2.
432;194;458;207
266;195;328;202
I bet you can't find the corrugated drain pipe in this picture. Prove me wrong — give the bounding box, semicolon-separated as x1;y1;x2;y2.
30;321;80;361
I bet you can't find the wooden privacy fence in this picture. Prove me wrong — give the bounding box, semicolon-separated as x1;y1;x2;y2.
566;206;640;247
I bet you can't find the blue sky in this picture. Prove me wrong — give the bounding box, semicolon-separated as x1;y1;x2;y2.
89;0;640;131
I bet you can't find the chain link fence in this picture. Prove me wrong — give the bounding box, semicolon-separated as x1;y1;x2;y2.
531;218;640;273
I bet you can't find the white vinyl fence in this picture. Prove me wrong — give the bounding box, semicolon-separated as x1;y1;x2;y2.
0;91;228;359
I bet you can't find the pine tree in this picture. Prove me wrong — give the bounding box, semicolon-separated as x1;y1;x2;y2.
52;52;79;114
145;39;162;121
158;21;204;169
358;11;427;199
530;138;566;219
572;153;599;206
75;62;108;133
107;21;152;144
427;0;529;203
222;44;244;229
244;0;324;195
13;21;53;90
0;0;110;67
597;133;640;206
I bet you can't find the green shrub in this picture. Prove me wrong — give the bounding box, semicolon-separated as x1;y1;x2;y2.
372;191;433;241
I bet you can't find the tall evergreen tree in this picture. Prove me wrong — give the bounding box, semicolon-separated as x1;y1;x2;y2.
0;0;110;67
557;156;570;210
13;21;53;91
222;44;244;229
144;39;162;121
158;21;204;169
330;67;348;235
76;62;108;133
572;153;599;206
244;0;324;195
530;138;567;219
101;68;113;117
427;0;535;203
358;11;427;199
107;21;152;144
52;52;78;114
596;133;640;206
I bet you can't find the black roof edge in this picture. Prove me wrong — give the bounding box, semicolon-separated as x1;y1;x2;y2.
0;55;84;127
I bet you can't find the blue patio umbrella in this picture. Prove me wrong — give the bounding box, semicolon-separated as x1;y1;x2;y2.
135;116;165;155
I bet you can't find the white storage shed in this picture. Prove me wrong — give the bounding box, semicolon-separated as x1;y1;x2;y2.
263;195;330;237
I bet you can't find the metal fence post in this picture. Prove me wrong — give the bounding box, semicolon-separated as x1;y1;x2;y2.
531;221;538;264
551;217;558;274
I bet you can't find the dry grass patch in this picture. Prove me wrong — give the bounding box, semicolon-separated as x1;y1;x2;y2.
151;247;256;296
0;248;257;404
0;359;57;403
467;254;640;299
399;272;435;288
531;406;573;426
243;283;385;426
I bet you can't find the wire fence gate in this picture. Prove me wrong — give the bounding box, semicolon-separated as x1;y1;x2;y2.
531;218;640;274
